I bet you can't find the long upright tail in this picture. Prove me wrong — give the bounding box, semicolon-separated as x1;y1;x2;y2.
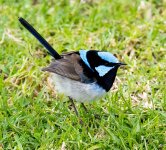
19;17;61;59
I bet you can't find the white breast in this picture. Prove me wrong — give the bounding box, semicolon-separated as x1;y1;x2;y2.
49;74;106;102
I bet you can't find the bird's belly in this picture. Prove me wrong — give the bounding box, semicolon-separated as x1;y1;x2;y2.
49;74;106;102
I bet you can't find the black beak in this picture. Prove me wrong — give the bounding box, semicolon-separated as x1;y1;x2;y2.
116;62;127;66
119;62;127;66
115;62;126;67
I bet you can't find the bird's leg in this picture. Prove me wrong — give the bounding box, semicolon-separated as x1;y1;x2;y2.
69;97;78;117
68;97;84;124
81;103;88;112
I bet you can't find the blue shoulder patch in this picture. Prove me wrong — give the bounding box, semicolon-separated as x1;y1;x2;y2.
95;65;114;76
98;52;119;63
79;50;91;69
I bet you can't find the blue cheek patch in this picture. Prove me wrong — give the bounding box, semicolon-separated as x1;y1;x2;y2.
79;50;91;69
95;65;114;76
98;52;119;63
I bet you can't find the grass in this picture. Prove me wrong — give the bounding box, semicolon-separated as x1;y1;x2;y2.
0;0;165;149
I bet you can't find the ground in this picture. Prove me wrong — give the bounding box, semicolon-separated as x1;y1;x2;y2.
0;0;165;149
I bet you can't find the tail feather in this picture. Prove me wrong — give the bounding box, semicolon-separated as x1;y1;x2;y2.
19;17;61;59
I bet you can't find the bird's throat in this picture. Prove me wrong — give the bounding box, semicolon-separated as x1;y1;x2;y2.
97;67;118;92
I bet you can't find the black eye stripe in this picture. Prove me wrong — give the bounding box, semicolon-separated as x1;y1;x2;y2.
86;50;110;67
85;50;118;70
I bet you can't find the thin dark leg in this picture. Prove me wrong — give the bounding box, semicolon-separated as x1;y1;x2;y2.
81;103;88;112
69;97;78;117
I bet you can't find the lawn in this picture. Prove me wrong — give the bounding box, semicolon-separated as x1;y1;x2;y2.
0;0;165;149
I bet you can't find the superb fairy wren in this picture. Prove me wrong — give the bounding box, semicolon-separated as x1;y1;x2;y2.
19;18;126;116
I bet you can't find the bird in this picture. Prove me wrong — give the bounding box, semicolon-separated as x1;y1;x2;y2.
19;17;126;116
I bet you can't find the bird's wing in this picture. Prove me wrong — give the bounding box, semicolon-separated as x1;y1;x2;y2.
42;52;95;83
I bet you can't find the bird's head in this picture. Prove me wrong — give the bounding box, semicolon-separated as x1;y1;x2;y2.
79;50;126;91
79;50;126;77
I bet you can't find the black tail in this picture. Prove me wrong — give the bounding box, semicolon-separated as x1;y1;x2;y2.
19;17;61;59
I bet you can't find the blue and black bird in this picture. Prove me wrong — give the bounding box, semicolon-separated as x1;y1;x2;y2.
19;18;126;116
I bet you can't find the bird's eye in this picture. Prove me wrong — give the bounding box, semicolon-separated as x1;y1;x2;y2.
104;62;109;66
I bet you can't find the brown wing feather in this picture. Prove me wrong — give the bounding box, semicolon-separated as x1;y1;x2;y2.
42;52;82;81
